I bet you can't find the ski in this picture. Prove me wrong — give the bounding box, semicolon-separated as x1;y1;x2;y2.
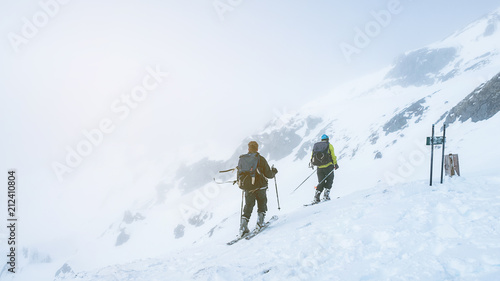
226;233;250;245
245;215;278;240
226;215;278;245
303;200;326;207
303;197;339;207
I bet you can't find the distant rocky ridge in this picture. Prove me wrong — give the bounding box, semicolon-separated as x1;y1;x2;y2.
445;72;500;123
385;47;458;87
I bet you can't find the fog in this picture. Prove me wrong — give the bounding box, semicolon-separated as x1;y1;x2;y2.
1;0;499;240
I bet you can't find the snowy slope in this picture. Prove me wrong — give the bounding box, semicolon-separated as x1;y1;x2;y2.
59;176;500;280
2;7;500;281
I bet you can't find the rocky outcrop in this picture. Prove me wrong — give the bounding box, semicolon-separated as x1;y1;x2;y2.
445;72;500;123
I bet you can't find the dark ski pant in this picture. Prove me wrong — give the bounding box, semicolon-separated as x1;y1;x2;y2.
242;188;267;219
316;164;334;192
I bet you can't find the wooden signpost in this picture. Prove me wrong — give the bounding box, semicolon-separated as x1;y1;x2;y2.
445;154;460;177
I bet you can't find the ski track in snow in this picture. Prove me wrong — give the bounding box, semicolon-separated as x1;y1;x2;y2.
64;176;500;281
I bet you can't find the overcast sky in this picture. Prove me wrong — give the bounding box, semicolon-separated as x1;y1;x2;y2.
1;0;499;193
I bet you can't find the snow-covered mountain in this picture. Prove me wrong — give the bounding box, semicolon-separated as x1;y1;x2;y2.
3;7;500;281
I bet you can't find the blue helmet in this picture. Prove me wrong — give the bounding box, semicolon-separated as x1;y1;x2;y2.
321;134;329;140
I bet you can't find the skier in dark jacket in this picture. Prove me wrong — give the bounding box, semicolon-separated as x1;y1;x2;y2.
240;141;277;236
311;134;338;203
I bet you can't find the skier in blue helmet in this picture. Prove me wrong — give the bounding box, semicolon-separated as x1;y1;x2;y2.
310;134;339;203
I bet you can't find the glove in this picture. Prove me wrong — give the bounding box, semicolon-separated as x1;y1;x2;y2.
308;162;313;169
272;167;278;175
334;164;339;170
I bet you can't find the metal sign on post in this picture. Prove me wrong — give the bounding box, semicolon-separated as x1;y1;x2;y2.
426;124;447;186
440;124;447;184
426;136;444;145
429;124;435;186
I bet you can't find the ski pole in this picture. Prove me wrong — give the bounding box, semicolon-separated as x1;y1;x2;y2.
291;168;317;194
213;178;237;185
219;167;236;173
240;190;244;219
272;165;281;210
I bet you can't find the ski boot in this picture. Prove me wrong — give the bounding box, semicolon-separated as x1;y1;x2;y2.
256;212;266;230
239;217;250;237
324;188;331;201
312;190;321;204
